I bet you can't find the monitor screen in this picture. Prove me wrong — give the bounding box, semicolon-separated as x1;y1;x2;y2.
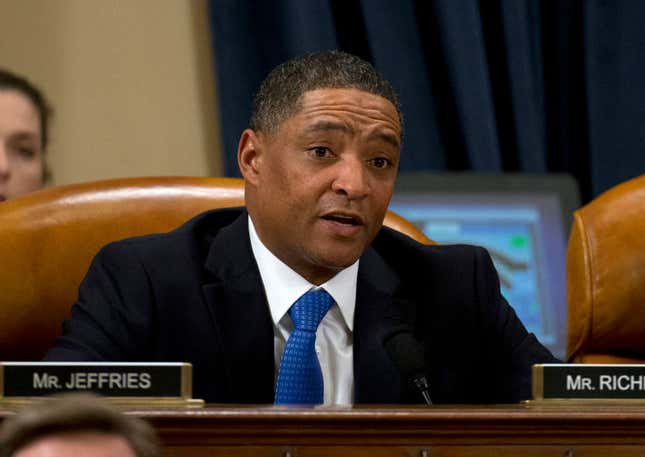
388;173;579;360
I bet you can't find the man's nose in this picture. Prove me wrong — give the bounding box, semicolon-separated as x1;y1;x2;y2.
331;157;369;200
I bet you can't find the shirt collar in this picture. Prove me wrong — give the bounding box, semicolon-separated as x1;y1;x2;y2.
248;216;357;331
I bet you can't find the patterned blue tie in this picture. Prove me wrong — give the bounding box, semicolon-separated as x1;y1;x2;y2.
274;289;334;404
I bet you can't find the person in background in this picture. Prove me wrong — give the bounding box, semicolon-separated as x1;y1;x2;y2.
0;394;160;457
0;69;51;201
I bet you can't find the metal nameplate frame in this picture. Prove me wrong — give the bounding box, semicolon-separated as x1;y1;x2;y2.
0;362;203;408
530;363;645;404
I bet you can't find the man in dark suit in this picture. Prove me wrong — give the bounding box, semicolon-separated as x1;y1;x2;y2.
46;51;557;404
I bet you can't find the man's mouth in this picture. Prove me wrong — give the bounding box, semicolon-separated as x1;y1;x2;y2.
0;195;6;202
321;212;364;226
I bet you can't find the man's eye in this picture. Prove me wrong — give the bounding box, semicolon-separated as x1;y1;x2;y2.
370;157;392;169
311;147;331;158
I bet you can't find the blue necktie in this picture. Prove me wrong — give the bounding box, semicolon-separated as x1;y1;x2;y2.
274;289;334;404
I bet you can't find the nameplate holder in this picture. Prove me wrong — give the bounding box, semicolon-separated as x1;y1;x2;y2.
0;362;203;408
532;363;645;402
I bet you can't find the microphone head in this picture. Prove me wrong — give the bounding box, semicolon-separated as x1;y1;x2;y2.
383;326;432;404
382;327;426;381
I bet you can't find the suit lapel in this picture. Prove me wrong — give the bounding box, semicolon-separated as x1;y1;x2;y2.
354;246;411;404
198;212;419;404
201;213;275;403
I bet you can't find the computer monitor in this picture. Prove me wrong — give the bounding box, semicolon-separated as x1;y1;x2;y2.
388;173;580;360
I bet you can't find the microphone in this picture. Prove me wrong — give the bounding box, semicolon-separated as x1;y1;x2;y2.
383;327;432;405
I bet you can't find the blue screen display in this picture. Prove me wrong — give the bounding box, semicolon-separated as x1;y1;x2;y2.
389;192;568;359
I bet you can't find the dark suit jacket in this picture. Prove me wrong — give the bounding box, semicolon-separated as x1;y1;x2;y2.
46;207;557;404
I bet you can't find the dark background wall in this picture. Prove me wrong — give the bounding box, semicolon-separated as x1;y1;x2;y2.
208;0;645;204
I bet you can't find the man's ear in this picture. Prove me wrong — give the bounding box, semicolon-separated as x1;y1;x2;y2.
237;129;264;185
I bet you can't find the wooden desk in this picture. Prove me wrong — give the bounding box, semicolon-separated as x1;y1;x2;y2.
127;404;645;456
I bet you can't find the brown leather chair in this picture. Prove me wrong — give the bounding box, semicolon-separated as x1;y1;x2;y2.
567;174;645;363
0;176;432;361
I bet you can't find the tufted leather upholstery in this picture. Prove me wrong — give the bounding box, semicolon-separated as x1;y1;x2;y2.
0;176;432;360
567;174;645;363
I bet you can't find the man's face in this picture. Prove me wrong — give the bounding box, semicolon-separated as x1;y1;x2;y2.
0;90;45;201
240;88;401;284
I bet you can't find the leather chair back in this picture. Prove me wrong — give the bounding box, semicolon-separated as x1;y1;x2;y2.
567;174;645;363
0;176;432;360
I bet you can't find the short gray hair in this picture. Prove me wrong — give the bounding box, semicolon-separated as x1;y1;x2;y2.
249;50;402;135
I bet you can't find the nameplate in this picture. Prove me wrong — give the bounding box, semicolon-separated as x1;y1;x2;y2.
533;364;645;400
0;362;194;400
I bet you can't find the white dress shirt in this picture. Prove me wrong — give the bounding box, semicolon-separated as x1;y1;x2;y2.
248;217;356;405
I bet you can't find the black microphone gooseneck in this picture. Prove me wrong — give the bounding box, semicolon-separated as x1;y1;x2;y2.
382;328;432;405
